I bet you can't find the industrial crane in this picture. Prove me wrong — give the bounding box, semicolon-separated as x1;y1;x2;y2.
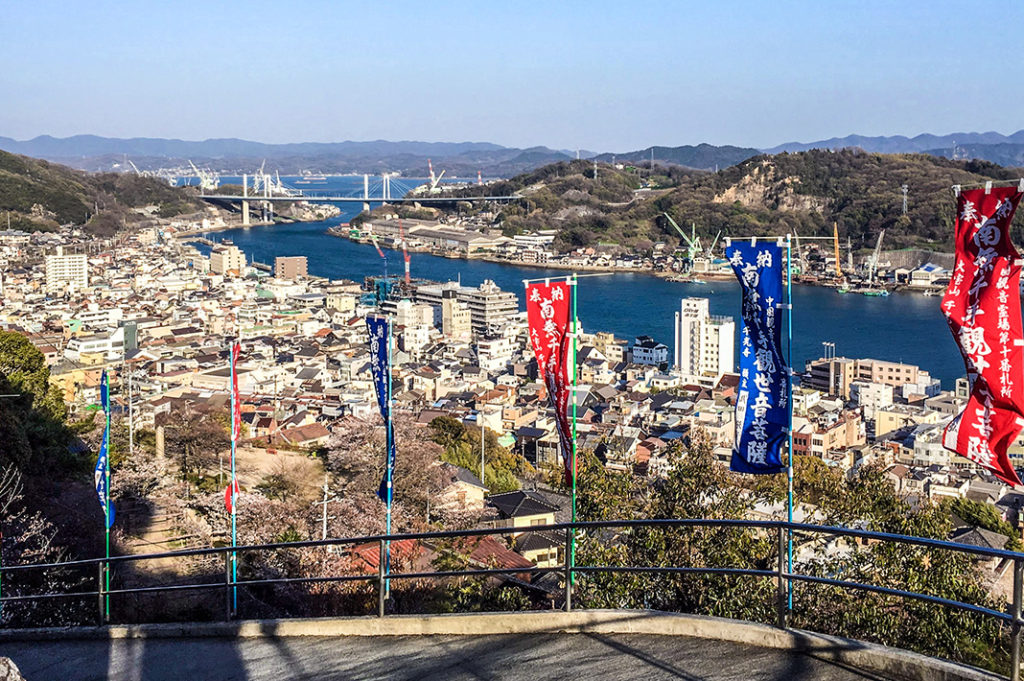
398;219;411;286
868;229;886;284
188;160;220;192
662;213;702;271
704;230;722;258
832;222;842;279
427;159;446;192
792;227;807;276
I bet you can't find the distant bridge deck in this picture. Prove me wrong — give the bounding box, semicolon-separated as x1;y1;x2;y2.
1;611;996;681
198;193;522;203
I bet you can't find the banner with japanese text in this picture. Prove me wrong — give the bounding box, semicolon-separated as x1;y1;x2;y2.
94;370;115;527
727;242;788;475
942;186;1024;486
526;280;574;482
230;342;241;443
367;316;396;503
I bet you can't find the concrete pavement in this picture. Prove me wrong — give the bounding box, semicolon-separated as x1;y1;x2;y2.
5;633;890;681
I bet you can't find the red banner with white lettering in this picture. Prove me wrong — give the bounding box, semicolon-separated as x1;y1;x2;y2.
526;281;575;482
942;186;1024;486
231;342;241;443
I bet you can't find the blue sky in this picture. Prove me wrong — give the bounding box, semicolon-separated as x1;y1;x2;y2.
2;0;1022;150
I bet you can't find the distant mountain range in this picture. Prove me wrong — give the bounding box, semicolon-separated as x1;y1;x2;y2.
592;144;760;170
764;130;1024;168
1;130;1023;178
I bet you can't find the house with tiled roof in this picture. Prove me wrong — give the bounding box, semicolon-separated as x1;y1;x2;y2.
486;490;560;535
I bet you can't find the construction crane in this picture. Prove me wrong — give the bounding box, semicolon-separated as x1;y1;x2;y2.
832;222;842;279
398;219;411;286
662;213;702;270
370;233;387;261
427;159;446;192
868;229;886;284
704;230;722;258
127;160;144;177
791;227;807;276
188;160;220;192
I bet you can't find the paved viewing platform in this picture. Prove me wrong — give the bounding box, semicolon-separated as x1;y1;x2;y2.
0;611;1001;681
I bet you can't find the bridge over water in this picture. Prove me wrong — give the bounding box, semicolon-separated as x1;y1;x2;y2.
197;172;522;224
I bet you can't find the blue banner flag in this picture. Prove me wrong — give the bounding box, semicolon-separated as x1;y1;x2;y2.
726;242;789;474
94;370;115;527
366;316;395;504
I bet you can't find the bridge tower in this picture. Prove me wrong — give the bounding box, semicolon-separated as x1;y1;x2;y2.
241;173;250;226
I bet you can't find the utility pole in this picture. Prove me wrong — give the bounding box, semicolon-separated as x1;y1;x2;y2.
480;421;486;488
128;364;134;460
319;474;338;540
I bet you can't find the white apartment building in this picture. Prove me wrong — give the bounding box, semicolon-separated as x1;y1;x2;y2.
441;292;472;341
417;280;517;336
210;243;246;275
849;381;894;421
512;231;557;249
477;335;515;372
45;246;88;294
70;306;124;330
673;298;735;382
64;326;125;362
394;299;435;328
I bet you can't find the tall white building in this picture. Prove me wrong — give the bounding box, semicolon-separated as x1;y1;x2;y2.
673;298;735;383
210;242;246;275
45;246;88;295
416;280;517;336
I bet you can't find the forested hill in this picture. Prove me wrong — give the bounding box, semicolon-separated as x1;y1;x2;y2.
0;150;202;235
456;151;1024;252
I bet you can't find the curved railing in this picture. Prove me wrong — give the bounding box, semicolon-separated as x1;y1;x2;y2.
2;519;1022;679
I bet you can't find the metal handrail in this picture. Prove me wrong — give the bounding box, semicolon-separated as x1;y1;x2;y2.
1;518;1022;679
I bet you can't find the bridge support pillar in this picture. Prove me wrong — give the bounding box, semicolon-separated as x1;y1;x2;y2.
242;200;250;226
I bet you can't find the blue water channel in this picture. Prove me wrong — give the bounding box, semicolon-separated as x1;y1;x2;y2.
193;175;964;387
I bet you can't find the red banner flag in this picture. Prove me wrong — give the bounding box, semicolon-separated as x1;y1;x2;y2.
942;185;1024;486
231;342;241;444
526;280;575;482
224;480;240;513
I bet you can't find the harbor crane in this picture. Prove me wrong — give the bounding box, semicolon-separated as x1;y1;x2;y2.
188;160;220;192
867;229;886;284
398;219;411;286
662;213;702;270
127;160;144;177
427;159;446;192
704;230;722;259
832;222;842;279
792;227;808;275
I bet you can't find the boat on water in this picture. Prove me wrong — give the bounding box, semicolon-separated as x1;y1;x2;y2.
837;287;850;294
295;171;328;184
861;289;889;297
922;289;943;297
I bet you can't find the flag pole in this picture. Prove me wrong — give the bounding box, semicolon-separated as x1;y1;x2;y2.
785;236;795;611
230;341;238;615
104;370;111;620
570;273;579;582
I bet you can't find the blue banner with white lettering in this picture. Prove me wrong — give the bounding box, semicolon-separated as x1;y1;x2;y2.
94;370;115;527
366;316;395;504
726;242;789;474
